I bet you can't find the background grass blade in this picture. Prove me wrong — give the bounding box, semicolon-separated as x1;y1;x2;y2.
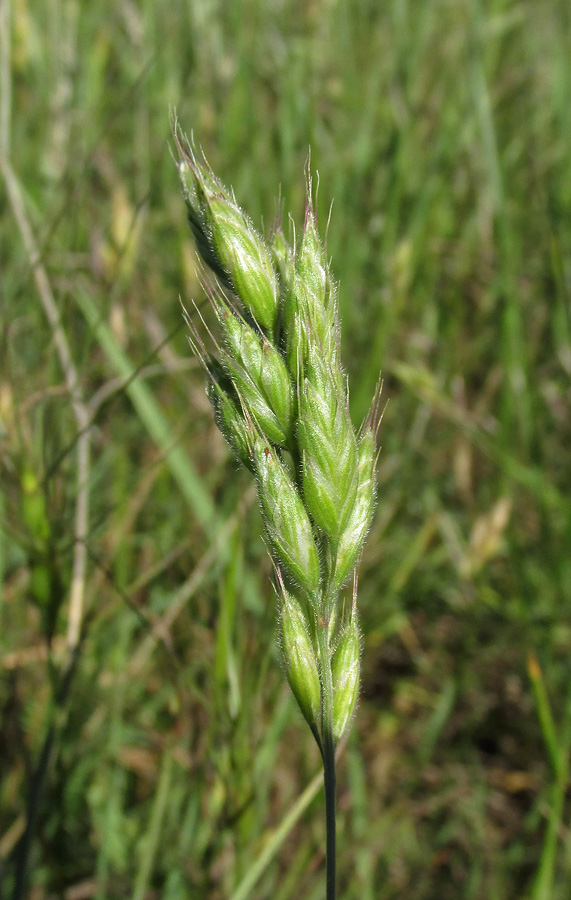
132;744;175;900
229;769;323;900
75;286;217;533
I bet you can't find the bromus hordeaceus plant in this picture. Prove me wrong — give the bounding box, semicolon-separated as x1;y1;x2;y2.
176;129;380;900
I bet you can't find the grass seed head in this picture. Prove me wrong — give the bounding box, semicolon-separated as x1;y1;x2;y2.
178;139;380;750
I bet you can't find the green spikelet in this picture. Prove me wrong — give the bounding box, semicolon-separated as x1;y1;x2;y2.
179;159;233;287
206;368;254;473
298;371;358;541
208;197;279;334
252;439;321;596
283;210;339;379
331;611;361;744
329;425;376;592
279;582;320;730
220;309;294;448
178;154;278;333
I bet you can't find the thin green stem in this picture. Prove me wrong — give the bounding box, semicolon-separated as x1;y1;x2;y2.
318;619;336;900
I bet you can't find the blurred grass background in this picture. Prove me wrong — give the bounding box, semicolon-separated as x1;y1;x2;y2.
1;0;571;898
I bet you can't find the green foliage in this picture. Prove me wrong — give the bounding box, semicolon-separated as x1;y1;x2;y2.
2;0;571;898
